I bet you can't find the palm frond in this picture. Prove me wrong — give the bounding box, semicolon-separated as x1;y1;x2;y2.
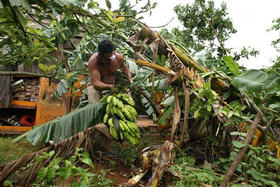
26;102;105;145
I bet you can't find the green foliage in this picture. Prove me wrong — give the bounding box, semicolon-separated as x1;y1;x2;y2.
190;82;216;121
172;0;236;55
231;69;268;92
223;56;240;76
157;105;173;126
33;148;113;187
26;102;105;145
171;152;222;186
0;2;57;66
216;144;280;186
3;179;13;187
270;18;280;49
269;17;280;71
38;63;55;74
231;69;280;119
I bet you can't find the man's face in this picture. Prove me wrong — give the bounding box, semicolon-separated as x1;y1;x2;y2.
101;51;115;64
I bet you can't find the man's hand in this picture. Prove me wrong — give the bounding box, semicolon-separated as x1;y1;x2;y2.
110;85;119;93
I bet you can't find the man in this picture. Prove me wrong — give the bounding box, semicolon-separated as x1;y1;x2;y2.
87;39;132;103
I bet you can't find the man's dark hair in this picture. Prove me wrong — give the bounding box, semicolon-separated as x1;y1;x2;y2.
98;39;116;56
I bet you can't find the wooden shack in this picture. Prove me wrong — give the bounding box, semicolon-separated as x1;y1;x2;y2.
0;74;84;134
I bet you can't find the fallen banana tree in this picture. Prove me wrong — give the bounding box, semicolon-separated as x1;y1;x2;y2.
128;25;280;154
125;25;280;186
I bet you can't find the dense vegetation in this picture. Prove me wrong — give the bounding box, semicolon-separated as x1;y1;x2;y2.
0;0;280;186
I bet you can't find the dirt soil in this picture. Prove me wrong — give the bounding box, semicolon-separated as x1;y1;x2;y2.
93;126;167;186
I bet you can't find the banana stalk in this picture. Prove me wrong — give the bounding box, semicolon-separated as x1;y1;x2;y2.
136;59;175;76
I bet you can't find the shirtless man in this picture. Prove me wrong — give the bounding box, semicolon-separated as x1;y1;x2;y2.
87;39;132;103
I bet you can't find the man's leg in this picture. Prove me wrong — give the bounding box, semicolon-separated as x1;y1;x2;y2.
87;85;112;153
87;85;101;104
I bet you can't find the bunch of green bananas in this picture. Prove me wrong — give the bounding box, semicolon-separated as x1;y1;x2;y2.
101;93;140;145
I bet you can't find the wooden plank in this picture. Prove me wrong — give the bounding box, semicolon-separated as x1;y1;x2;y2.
0;126;32;134
10;100;36;109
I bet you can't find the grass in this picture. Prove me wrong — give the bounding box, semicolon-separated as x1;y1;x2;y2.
0;135;41;164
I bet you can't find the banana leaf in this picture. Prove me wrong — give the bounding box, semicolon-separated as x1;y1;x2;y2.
26;102;105;145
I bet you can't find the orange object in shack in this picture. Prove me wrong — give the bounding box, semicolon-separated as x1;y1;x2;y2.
0;74;84;134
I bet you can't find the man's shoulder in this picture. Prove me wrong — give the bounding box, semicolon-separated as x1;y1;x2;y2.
88;53;100;69
115;52;124;61
89;53;99;64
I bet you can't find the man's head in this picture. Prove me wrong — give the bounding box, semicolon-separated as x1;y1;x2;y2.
98;39;115;55
98;40;116;64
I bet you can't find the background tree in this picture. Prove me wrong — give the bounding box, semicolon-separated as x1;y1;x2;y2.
270;17;280;71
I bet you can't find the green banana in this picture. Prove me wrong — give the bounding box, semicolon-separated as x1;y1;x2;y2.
113;118;120;138
108;117;114;127
122;107;133;121
112;96;118;106
119;120;130;132
102;92;140;145
121;94;135;106
120;131;124;140
116;98;124;108
119;120;125;131
111;106;117;116
103;114;109;123
116;109;126;120
110;126;118;140
100;95;108;103
127;121;140;133
107;95;113;103
124;131;138;145
106;104;111;114
126;105;137;117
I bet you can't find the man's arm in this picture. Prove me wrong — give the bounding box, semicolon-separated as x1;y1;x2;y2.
119;55;133;83
88;55;114;90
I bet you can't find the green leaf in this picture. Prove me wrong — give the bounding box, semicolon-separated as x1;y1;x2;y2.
36;167;48;183
269;102;280;110
223;56;240;76
81;157;95;169
26;103;105;145
105;0;112;9
264;74;280;89
10;0;31;10
231;69;268;92
58;167;73;180
230;131;247;137
3;180;13;186
157;105;173;125
57;79;69;96
161;95;174;106
104;11;114;23
232;140;245;149
127;58;138;74
207;104;212;112
247;168;263;181
88;1;98;9
193;108;200;118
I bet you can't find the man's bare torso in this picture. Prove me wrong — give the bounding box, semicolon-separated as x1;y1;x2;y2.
89;52;122;84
